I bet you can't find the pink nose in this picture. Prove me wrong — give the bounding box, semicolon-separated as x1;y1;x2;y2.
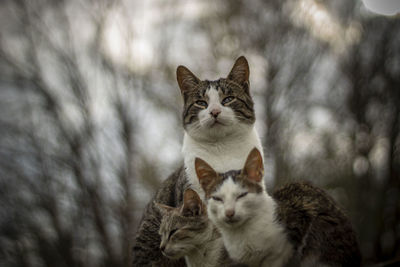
225;209;235;218
210;109;221;118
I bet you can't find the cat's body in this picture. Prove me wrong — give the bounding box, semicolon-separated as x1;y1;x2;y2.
132;57;261;266
273;181;361;267
181;228;224;267
156;189;239;267
134;167;187;267
195;148;361;267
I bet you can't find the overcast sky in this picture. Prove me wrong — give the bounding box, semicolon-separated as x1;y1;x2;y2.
363;0;400;15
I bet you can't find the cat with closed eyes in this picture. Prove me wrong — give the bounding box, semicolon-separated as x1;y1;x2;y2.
195;148;361;267
132;56;263;266
155;188;244;267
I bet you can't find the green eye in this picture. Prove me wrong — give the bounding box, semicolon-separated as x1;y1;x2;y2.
221;96;235;105
169;228;178;239
195;100;208;108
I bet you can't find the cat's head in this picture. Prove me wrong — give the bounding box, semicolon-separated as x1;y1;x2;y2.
176;56;255;141
155;189;209;259
195;148;264;229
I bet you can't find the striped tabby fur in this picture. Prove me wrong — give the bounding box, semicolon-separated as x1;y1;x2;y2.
156;189;234;267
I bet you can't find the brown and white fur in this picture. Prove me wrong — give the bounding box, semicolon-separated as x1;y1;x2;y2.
195;148;292;267
178;56;263;201
133;56;262;266
195;148;361;267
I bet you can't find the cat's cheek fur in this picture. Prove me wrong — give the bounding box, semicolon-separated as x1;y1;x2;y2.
167;236;201;258
207;202;224;226
242;194;264;212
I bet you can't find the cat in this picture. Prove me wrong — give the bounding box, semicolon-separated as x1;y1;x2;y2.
132;56;263;266
178;56;263;200
134;167;187;267
195;148;361;267
155;188;241;267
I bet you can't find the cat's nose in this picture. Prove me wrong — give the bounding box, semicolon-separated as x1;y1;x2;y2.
210;108;221;118
160;244;166;252
225;209;235;218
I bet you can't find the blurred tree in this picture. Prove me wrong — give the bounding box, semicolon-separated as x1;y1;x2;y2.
340;16;400;263
0;0;158;266
1;0;399;266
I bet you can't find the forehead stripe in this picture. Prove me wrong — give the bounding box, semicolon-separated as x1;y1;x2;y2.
206;169;263;196
220;170;241;182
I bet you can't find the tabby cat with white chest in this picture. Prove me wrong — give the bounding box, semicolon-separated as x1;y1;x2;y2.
195;148;361;267
179;56;263;200
133;57;262;266
155;189;243;267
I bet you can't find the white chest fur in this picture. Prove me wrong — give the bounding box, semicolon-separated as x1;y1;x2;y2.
182;126;263;200
220;195;293;267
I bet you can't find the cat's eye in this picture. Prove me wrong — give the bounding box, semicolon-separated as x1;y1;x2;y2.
169;228;178;239
212;196;223;202
195;100;208;108
237;192;248;199
221;96;235;105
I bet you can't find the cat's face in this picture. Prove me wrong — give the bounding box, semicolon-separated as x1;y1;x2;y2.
195;148;264;229
156;189;209;259
177;56;255;141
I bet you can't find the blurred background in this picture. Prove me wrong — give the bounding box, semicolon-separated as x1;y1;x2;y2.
0;0;399;266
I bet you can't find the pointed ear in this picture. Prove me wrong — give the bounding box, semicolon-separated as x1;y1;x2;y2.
176;65;200;94
195;158;218;193
154;202;175;216
227;56;249;86
243;148;264;183
182;189;204;216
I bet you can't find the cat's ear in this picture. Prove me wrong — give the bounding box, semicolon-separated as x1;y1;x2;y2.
227;56;249;87
195;158;218;195
182;189;204;217
243;148;264;183
176;65;200;94
154;202;175;216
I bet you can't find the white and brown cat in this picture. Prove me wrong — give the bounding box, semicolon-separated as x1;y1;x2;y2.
195;148;361;267
178;56;263;200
